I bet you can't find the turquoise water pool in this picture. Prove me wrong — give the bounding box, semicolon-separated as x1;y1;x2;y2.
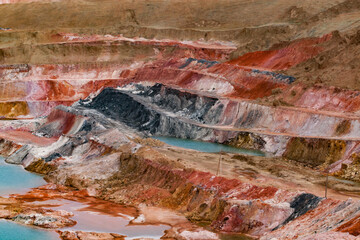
0;157;46;196
0;157;58;239
153;136;265;156
0;220;58;240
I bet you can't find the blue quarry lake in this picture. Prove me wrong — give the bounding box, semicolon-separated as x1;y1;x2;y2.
153;136;266;156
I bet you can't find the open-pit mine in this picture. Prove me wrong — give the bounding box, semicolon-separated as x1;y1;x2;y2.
1;0;360;239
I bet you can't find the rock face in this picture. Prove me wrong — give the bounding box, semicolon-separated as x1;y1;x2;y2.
79;83;360;169
85;85;219;138
86;83;360;141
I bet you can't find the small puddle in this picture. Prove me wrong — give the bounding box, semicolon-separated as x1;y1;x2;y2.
32;199;170;239
153;136;266;156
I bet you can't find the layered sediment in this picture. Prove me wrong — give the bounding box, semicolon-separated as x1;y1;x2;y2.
1;0;360;239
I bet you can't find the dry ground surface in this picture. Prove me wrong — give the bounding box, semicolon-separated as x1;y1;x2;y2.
152;144;360;201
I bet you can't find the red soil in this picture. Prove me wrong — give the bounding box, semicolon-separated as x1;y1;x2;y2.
228;34;332;70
